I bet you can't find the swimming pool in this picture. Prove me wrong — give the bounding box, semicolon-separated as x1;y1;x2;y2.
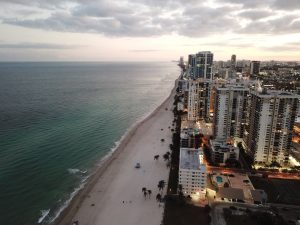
216;176;223;183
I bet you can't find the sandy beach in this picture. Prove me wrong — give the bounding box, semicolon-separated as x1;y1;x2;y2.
55;86;176;225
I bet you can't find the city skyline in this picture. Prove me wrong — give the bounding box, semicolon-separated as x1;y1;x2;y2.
0;0;300;61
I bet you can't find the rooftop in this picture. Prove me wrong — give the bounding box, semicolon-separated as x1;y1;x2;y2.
217;187;245;200
216;84;249;91
253;89;300;98
210;140;239;153
179;148;205;170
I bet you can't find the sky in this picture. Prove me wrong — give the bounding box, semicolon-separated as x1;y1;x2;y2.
0;0;300;61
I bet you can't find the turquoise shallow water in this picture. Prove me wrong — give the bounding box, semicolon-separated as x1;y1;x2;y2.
0;62;179;225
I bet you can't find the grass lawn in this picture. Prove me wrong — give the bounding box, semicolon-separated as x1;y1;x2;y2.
249;176;300;205
163;197;210;225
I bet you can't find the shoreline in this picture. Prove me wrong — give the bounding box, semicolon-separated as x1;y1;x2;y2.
53;81;177;225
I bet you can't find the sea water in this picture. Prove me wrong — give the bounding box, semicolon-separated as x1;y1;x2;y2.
0;62;179;225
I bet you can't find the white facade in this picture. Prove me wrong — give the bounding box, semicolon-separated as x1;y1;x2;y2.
177;102;184;111
179;148;207;198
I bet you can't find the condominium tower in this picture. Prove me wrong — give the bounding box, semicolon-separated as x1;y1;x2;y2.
250;61;260;75
213;84;249;141
244;90;299;165
188;51;214;80
187;79;211;121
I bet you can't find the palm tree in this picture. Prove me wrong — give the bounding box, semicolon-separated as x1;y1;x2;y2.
147;190;152;199
163;153;170;161
154;155;159;160
156;193;162;202
160;138;165;142
142;187;147;193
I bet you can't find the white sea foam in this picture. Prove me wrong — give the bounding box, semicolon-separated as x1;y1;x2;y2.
49;175;89;223
38;209;50;224
67;168;87;175
67;168;80;174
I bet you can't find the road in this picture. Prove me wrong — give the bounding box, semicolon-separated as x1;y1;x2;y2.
206;162;300;180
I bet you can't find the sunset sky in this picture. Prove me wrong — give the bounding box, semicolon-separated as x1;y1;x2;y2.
0;0;300;61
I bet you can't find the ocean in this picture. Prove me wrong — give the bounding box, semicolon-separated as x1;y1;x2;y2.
0;62;179;225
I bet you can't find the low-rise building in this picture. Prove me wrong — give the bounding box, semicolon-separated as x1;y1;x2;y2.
179;148;207;198
210;140;239;164
216;187;245;202
180;120;202;148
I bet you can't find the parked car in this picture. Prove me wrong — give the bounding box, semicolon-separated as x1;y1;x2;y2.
135;163;141;168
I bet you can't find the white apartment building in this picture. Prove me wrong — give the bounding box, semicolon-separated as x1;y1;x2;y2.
213;84;249;141
179;148;207;198
244;89;299;165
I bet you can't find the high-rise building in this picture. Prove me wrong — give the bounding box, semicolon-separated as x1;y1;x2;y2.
228;54;237;79
179;148;207;198
231;54;236;69
250;61;260;75
187;79;211;121
213;84;249;141
188;51;213;80
244;89;299;165
179;56;185;69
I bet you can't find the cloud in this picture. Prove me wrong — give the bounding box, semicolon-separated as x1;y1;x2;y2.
238;15;300;34
215;0;274;8
0;42;82;49
182;40;255;48
237;10;273;20
129;49;160;52
272;0;300;10
0;0;300;38
262;42;300;51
